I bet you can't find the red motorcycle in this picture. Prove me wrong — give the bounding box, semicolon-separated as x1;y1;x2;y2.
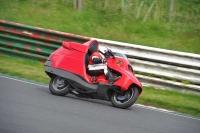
44;40;142;109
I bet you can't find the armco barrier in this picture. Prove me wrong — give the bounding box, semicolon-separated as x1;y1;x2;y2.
0;20;200;94
94;38;200;94
0;20;90;62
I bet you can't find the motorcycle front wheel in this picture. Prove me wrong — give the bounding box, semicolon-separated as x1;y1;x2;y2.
49;76;70;96
111;87;139;109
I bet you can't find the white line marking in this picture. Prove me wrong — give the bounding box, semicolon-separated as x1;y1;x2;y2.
133;104;200;121
1;74;200;121
0;75;48;88
134;104;174;113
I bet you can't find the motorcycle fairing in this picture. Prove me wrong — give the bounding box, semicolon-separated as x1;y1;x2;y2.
106;58;142;91
45;64;119;100
49;40;99;83
62;41;88;53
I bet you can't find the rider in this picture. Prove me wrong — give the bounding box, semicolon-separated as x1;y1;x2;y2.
88;47;118;83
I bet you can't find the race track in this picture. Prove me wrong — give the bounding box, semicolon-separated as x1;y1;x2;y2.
0;75;200;133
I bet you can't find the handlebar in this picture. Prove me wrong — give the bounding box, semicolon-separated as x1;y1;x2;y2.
98;49;115;59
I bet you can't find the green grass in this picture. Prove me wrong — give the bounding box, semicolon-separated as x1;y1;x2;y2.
137;87;200;117
0;0;200;54
0;55;50;83
0;54;200;117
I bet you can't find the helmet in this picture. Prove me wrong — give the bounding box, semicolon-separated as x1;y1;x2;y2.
99;46;108;54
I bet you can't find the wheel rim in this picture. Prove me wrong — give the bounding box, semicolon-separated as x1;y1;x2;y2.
52;76;69;91
113;88;135;104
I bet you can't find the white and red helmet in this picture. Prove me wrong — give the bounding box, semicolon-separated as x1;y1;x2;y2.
99;46;109;54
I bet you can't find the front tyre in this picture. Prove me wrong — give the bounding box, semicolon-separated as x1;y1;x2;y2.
49;76;70;96
111;87;139;109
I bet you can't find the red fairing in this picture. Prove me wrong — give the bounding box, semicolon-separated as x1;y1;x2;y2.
51;47;85;74
62;41;88;53
50;40;99;83
107;57;142;92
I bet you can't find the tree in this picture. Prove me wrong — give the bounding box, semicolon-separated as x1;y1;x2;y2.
169;0;175;22
73;0;82;11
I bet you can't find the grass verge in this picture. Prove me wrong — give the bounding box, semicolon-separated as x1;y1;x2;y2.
0;0;200;54
0;54;200;117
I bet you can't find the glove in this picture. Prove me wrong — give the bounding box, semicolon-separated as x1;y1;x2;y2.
102;58;106;63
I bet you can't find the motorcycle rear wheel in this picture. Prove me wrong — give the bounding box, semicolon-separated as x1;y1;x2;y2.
49;76;70;96
111;87;139;109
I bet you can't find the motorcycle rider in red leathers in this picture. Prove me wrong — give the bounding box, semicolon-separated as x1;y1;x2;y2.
88;47;118;83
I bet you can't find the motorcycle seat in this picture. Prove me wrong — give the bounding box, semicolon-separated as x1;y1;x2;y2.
85;41;103;76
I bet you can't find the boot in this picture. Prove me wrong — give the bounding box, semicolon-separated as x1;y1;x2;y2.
106;70;120;84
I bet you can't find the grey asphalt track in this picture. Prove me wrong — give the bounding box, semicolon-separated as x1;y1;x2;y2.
0;75;200;133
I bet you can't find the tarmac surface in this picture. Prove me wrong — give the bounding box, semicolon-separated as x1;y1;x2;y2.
0;75;200;133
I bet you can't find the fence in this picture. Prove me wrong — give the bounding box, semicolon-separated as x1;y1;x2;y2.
0;20;90;62
0;20;200;94
94;38;200;94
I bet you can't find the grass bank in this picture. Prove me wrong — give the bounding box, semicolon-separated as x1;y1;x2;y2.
0;0;199;54
0;54;199;117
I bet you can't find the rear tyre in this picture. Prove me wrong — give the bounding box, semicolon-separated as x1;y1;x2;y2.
111;87;139;109
49;76;70;96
